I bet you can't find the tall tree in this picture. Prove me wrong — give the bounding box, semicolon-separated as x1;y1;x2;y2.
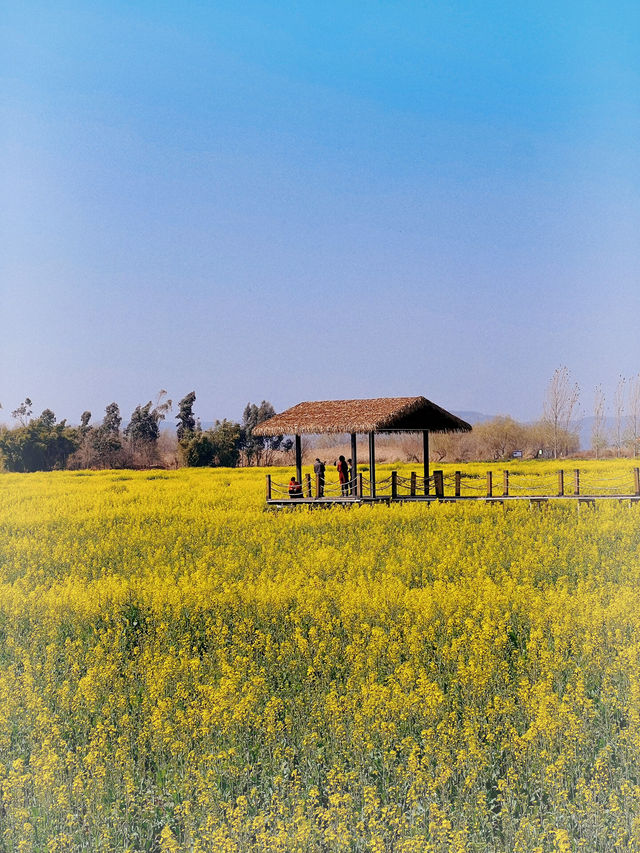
125;392;172;463
240;400;285;465
591;385;607;459
125;402;160;447
39;408;56;429
102;402;122;436
542;367;580;459
625;374;640;457
91;403;123;467
70;411;94;468
176;391;197;443
613;375;626;457
80;410;92;430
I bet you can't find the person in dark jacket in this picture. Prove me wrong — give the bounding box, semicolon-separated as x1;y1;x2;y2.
313;458;326;497
337;455;349;496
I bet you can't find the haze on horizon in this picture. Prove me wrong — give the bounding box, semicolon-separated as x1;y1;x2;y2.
2;1;639;427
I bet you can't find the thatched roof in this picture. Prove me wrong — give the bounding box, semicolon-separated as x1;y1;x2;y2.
253;396;472;436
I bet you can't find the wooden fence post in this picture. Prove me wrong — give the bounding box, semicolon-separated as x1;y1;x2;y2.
503;470;509;496
305;473;312;498
455;471;461;497
391;470;398;500
558;470;564;497
266;474;272;501
634;468;640;496
487;471;493;498
434;470;444;498
315;474;321;499
358;473;363;498
574;469;580;496
410;472;416;497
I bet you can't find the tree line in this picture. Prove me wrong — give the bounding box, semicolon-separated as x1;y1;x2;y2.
0;393;291;473
2;368;639;471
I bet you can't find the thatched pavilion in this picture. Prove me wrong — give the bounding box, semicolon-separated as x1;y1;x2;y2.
254;396;472;497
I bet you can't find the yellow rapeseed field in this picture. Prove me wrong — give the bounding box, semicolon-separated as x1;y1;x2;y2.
1;461;640;852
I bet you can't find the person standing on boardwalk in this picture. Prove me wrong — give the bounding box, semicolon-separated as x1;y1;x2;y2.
313;458;326;497
337;455;349;496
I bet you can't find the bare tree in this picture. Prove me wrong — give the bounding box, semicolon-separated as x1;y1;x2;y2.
625;373;640;457
613;375;626;457
591;385;607;459
542;367;580;459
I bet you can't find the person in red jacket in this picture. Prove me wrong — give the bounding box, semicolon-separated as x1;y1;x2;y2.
288;477;303;498
337;455;349;496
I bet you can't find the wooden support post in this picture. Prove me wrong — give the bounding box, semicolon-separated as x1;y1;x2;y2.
558;470;564;497
455;471;461;497
369;432;376;497
503;470;509;496
350;433;358;497
391;470;398;500
434;470;444;498
305;473;312;498
295;434;302;486
358;473;363;498
410;471;416;497
315;474;321;499
487;471;493;498
423;430;430;495
266;474;272;501
574;469;580;496
634;468;640;496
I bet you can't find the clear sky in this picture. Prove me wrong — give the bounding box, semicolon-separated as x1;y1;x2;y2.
2;0;639;427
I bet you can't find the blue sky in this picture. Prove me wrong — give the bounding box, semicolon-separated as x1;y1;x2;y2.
1;1;639;426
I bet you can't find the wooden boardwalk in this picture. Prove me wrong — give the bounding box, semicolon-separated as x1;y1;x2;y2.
265;467;640;508
267;494;640;509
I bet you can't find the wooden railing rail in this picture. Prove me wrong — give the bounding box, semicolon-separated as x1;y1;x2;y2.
265;468;640;503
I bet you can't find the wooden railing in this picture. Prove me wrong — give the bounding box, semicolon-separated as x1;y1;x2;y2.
266;467;640;503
